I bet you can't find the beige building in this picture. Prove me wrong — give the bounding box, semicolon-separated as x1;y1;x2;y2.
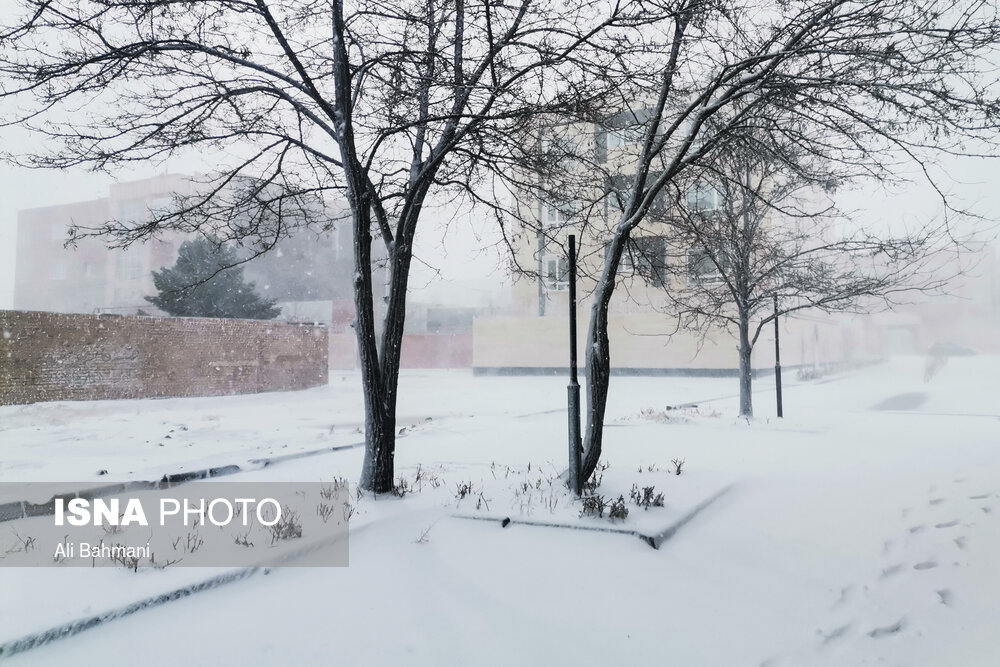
474;119;879;374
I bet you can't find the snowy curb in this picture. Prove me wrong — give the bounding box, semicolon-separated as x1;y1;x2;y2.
0;529;352;660
247;438;365;467
453;484;732;549
0;440;367;524
0;566;260;659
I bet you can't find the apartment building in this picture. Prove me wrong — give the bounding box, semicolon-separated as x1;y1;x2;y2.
474;116;879;374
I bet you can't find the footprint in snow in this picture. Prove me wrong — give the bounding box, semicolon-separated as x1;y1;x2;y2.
913;560;938;570
908;524;926;534
935;519;960;529
936;589;954;607
969;494;990;500
868;619;905;638
821;624;852;644
833;585;854;606
954;536;967;550
929;498;945;506
982;506;993;514
880;564;903;579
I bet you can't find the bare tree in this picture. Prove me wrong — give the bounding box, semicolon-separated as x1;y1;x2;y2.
494;0;1000;485
0;0;618;492
664;143;958;418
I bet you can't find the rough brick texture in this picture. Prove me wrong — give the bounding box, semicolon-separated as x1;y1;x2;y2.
0;310;328;405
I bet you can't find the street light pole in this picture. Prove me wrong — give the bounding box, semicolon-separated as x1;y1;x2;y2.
567;235;582;495
774;294;783;418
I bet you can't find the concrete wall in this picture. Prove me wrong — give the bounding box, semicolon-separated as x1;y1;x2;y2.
472;312;874;374
329;332;359;370
0;311;328;405
328;332;473;370
401;333;473;368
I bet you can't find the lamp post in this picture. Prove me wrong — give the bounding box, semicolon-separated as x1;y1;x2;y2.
567;235;582;495
774;294;783;418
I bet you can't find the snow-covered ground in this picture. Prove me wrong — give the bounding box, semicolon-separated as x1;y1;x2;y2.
1;356;999;666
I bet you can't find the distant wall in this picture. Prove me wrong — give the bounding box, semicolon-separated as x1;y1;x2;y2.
401;333;472;368
472;312;872;374
327;332;473;370
0;310;328;405
328;332;359;370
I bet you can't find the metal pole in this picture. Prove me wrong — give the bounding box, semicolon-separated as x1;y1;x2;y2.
567;235;582;495
537;224;546;317
774;294;783;418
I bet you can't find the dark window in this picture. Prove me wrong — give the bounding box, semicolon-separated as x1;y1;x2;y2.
685;182;722;212
687;247;728;284
606;173;670;221
594;127;607;163
622;235;668;286
544;255;569;291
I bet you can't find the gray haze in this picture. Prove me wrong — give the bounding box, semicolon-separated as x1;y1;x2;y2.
0;100;996;311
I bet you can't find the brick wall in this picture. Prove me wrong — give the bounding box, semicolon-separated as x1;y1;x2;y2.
0;310;328;405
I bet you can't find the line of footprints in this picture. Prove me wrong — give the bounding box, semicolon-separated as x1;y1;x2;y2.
821;480;995;647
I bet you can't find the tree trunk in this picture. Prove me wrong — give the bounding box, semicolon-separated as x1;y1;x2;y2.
351;205;397;493
580;233;626;483
738;313;753;418
356;230;416;493
358;398;395;493
354;203;420;493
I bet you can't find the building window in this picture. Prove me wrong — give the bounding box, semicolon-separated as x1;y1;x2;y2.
606;128;641;150
606;174;629;216
622;236;669;285
594;125;644;161
605;173;668;221
543;254;569;291
687;247;727;284
685;182;722;212
600;108;652;151
594;127;607;163
544;201;576;228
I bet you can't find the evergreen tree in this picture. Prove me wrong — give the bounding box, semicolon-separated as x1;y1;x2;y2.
147;238;280;320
